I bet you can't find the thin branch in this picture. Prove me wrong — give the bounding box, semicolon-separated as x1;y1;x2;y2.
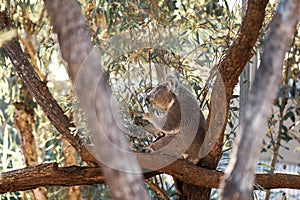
146;179;169;200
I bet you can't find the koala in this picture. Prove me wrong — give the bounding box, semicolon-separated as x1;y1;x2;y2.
143;74;206;164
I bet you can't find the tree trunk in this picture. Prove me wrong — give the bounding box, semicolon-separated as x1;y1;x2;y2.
179;1;269;199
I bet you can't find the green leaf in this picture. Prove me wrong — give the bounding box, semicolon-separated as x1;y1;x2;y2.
283;110;295;122
229;106;239;111
281;125;288;134
139;3;149;9
169;15;177;22
231;95;239;99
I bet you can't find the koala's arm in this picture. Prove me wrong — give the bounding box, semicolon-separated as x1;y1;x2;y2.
143;113;166;132
143;113;179;135
146;135;175;152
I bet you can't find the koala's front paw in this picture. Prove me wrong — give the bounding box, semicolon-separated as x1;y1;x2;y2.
133;115;144;126
188;157;200;165
181;153;189;159
143;112;151;121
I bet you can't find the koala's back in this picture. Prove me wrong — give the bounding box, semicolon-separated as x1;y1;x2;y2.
177;85;201;127
176;85;205;163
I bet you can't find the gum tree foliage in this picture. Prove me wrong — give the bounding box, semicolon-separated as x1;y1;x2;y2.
0;0;299;199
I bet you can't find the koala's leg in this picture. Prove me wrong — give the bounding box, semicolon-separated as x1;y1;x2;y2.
148;135;191;162
144;112;180;135
184;126;205;164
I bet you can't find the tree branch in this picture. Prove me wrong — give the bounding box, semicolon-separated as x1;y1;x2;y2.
202;0;269;167
1;162;300;194
0;12;99;166
0;163;105;193
189;1;269;198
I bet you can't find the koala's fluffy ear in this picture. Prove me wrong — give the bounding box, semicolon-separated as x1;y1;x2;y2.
166;74;179;95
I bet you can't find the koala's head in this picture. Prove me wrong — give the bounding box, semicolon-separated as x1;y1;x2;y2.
146;74;179;111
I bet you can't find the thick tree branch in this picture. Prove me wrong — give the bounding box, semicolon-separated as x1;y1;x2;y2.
188;1;269;199
1;162;300;194
221;1;300;200
0;163;105;193
0;12;99;166
203;0;269;168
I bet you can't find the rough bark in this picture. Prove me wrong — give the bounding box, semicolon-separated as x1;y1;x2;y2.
1;162;300;194
181;1;269;199
221;1;300;200
0;163;104;193
43;0;150;199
